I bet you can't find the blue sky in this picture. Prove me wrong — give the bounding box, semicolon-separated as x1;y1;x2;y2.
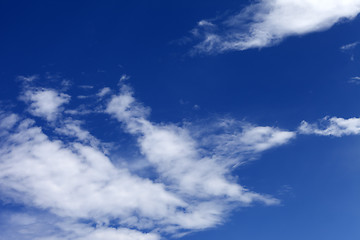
1;0;360;239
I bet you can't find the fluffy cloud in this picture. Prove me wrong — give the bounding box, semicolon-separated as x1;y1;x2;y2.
20;88;70;121
192;0;360;54
299;116;360;136
0;83;296;239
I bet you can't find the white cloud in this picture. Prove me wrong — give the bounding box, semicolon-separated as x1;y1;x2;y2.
0;116;187;228
0;211;161;240
97;87;111;97
77;95;91;99
238;126;295;152
0;211;60;240
341;42;359;60
197;20;215;27
299;116;360;136
11;82;360;239
349;76;360;84
0;113;19;130
120;74;130;82
192;0;360;54
20;88;70;121
340;41;360;50
74;227;160;240
78;85;94;89
106;85;290;203
189;119;295;170
17;75;39;82
54;119;102;148
205;122;296;154
0;83;297;239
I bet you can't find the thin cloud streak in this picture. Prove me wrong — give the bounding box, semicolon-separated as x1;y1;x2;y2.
340;41;360;50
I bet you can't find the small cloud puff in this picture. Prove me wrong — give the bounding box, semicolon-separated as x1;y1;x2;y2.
20;88;70;121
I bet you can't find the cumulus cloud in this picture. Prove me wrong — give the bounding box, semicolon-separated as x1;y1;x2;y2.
191;0;360;54
299;116;360;136
0;83;296;239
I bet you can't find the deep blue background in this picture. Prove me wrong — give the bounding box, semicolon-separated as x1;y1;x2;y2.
1;1;360;239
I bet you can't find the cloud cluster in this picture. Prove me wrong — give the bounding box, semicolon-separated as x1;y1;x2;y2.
299;116;360;136
191;0;360;54
2;76;360;239
0;81;296;239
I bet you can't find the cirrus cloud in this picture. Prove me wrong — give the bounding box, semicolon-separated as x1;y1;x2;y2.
191;0;360;54
0;80;296;239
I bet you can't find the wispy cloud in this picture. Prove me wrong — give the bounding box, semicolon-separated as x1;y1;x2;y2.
349;76;360;84
340;41;360;50
120;74;130;82
78;85;94;89
340;41;360;60
97;87;112;97
16;75;39;82
7;76;360;240
106;85;292;205
299;116;360;136
0;81;297;239
0;210;161;240
54;119;102;148
190;0;360;54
